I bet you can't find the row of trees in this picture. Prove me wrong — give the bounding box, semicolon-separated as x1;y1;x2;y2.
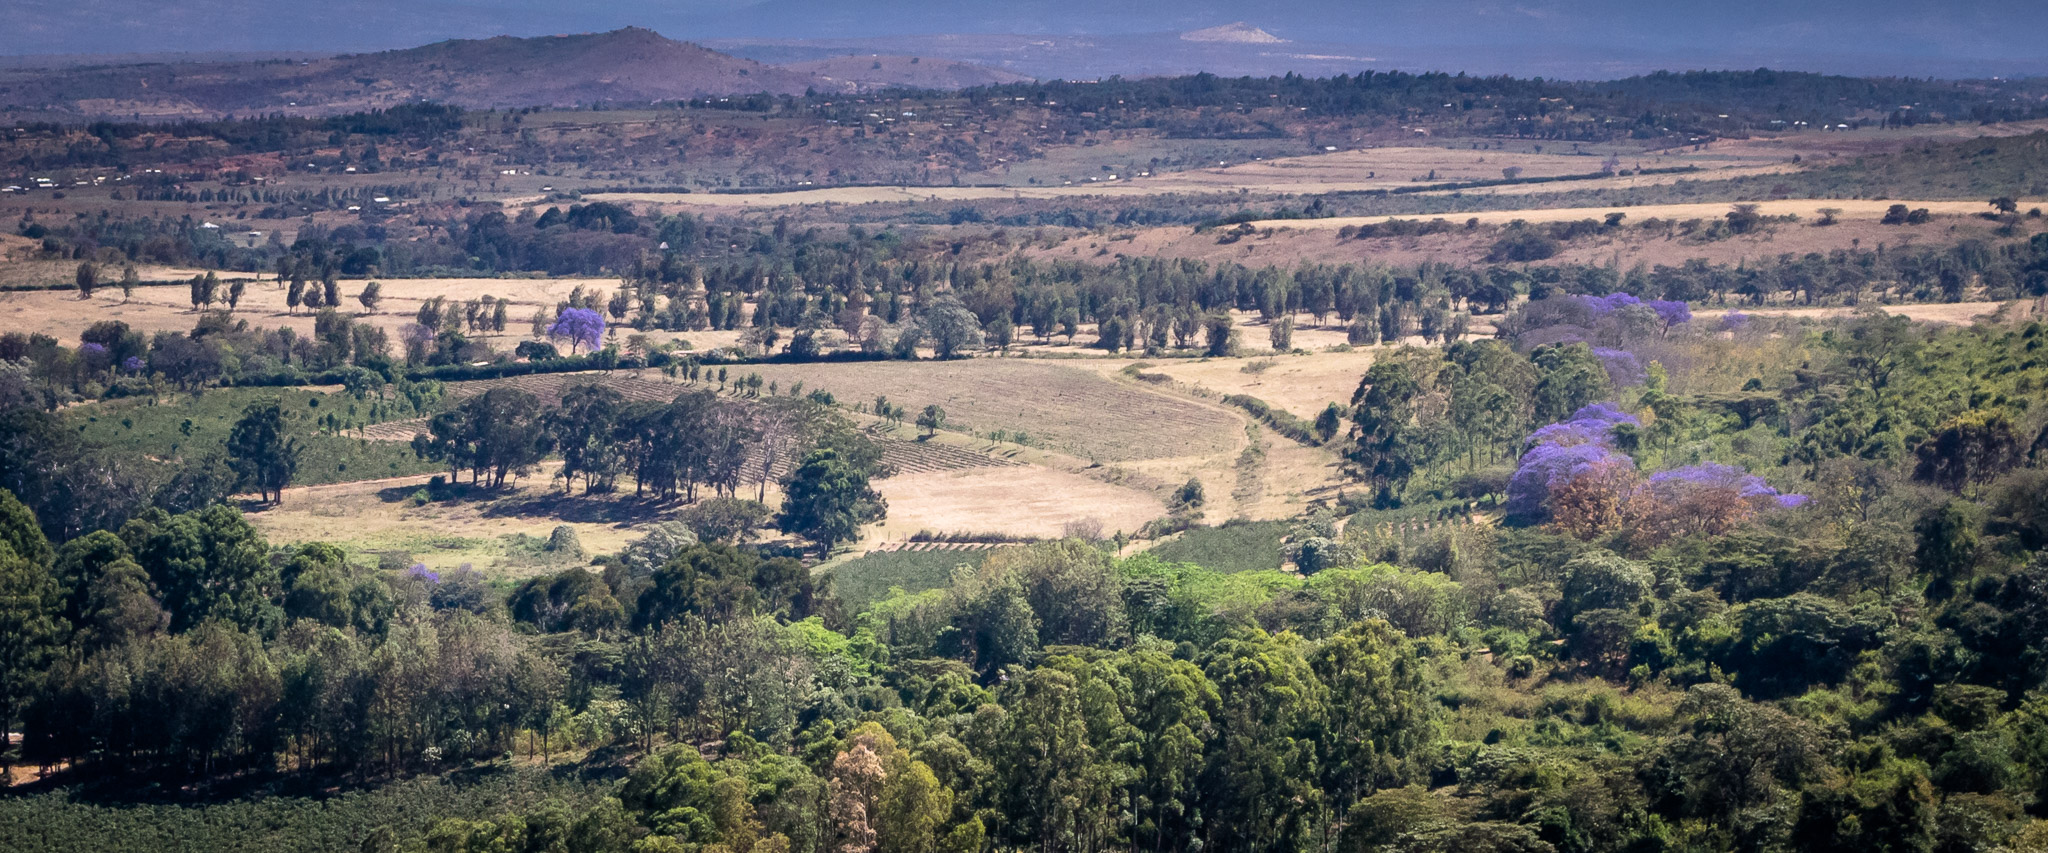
410;384;885;553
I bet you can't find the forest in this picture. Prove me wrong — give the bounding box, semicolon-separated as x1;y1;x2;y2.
3;288;2048;851
5;23;2048;853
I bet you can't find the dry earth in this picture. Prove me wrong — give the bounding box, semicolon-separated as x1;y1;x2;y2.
705;358;1244;463
569;141;1790;210
1108;349;1382;420
0;274;755;354
1735;300;2015;325
867;465;1167;542
1248;198;2046;230
1035;200;2043;271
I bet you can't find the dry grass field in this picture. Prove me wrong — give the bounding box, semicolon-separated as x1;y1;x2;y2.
1;273;621;342
569;140;1790;210
1035;199;2043;271
1737;300;2015;325
1110;350;1382;420
868;465;1167;542
248;467;644;579
1247;198;2044;231
689;359;1245;463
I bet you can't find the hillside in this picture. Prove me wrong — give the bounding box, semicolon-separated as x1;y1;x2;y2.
779;54;1033;90
0;28;822;118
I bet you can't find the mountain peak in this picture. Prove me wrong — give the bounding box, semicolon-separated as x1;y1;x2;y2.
1180;22;1287;44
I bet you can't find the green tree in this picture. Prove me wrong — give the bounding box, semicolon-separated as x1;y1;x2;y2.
1556;551;1653;629
357;281;383;313
1314;402;1344;444
1912;410;2023;493
74;262;97;299
1531;343;1612;424
777;449;884;554
876;752;959;853
920;294;985;359
1309;621;1429;813
1916;500;1982;600
226;400;300;504
0;491;61;779
1448;375;1518;468
986;540;1127;647
127;504;282;634
916;404;946;438
985;664;1120;851
678;497;772;544
414;388;548;488
1118;648;1216;853
547;382;625;494
1204;313;1236;357
1347;360;1422;507
1268;317;1294;351
1832;310;1922;411
632;542;818;629
1200;629;1327;853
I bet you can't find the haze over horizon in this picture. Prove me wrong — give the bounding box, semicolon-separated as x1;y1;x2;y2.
6;0;2048;80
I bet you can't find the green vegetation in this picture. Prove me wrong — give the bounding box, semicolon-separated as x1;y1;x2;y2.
0;764;613;853
9;47;2048;853
70;387;437;489
1145;519;1291;574
827;547;991;612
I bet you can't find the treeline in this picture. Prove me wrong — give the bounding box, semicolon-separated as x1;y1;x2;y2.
2;104;465;172
947;68;2048;140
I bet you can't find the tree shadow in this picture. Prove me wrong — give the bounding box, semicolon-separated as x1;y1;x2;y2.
478;490;678;525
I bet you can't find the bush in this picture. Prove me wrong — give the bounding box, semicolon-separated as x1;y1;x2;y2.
544;524;584;559
1221;394;1320;446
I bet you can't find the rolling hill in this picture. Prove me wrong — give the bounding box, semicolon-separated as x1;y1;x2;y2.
0;28;825;119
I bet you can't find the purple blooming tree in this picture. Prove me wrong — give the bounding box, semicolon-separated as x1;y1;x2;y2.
1522;402;1640;453
1647;299;1692;329
1644;462;1807;509
78;342;110;371
1577;293;1643;315
549;307;605;354
1507;440;1636;523
1509;402;1641;522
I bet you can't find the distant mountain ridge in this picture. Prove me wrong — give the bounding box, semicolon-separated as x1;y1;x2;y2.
1181;23;1287;44
0;28;832;119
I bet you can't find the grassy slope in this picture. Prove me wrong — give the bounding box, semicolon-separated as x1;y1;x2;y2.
1144;520;1291;574
70;387;441;487
829;548;991;613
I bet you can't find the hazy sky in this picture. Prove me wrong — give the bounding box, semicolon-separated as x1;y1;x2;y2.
6;0;2045;76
